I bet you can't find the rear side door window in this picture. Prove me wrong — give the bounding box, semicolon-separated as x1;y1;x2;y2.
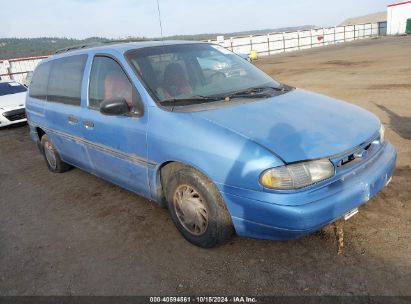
89;56;137;111
47;55;87;106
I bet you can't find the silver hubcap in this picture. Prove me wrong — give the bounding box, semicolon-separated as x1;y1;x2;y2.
44;141;57;169
173;184;208;236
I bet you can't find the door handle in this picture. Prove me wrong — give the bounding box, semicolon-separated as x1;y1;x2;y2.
67;115;79;124
83;121;94;129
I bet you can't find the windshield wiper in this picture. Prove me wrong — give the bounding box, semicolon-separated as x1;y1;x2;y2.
210;85;288;101
159;85;290;110
160;96;224;111
228;85;286;97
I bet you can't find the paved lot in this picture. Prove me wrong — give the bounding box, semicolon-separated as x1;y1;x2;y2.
0;36;410;296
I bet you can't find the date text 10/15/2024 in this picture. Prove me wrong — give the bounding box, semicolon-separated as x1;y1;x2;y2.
150;296;257;303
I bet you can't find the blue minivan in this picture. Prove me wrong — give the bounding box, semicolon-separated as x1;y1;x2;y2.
26;41;396;248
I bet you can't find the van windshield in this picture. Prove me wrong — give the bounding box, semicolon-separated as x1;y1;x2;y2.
126;43;286;107
0;82;27;97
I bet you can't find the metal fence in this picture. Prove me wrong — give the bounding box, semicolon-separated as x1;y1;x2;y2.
210;22;387;57
0;55;48;84
0;22;387;84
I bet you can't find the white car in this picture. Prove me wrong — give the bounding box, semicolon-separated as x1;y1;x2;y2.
0;80;27;127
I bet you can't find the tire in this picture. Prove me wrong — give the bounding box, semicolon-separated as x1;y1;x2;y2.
41;135;71;173
165;167;234;248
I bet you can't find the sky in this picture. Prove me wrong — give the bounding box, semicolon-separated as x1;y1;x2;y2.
1;0;393;39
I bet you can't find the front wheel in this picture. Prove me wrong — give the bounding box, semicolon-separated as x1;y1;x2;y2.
166;168;234;248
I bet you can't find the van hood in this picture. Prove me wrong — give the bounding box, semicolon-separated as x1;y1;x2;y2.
0;92;26;110
193;89;380;163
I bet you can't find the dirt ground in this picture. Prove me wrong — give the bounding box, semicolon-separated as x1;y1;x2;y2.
0;36;410;296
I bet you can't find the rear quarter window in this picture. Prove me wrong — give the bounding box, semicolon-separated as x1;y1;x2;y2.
47;55;87;106
29;61;52;100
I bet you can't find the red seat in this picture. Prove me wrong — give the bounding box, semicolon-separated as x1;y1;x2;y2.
104;72;132;107
163;63;192;98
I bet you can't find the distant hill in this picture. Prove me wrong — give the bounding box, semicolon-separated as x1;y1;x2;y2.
0;37;126;60
0;25;315;60
339;12;386;26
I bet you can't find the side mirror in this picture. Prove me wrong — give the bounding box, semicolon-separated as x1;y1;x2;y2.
100;98;130;116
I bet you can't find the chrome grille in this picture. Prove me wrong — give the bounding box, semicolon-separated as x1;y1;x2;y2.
331;135;382;171
3;108;26;121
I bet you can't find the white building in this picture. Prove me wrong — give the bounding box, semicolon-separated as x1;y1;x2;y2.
387;1;411;35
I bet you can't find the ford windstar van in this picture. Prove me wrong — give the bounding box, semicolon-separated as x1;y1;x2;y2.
26;41;396;248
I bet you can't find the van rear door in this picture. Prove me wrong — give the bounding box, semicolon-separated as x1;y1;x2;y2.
44;54;91;171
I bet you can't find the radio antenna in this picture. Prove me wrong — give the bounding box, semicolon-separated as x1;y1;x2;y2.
156;0;164;40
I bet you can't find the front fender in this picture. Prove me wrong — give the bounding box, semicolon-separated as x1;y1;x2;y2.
146;106;284;200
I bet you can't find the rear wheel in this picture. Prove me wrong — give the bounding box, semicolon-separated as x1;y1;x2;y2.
165;167;234;248
41;135;71;173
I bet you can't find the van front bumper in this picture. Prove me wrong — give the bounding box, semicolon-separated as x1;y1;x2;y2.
219;141;397;240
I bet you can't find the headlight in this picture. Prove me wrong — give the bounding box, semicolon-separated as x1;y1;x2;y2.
260;159;335;190
379;124;385;144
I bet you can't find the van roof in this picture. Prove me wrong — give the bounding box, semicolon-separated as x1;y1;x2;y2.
48;40;206;60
